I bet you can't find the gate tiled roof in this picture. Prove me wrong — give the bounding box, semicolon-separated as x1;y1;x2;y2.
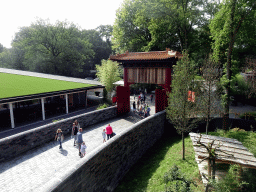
110;49;182;61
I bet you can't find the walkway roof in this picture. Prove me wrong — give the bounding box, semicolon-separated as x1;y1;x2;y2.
0;68;104;104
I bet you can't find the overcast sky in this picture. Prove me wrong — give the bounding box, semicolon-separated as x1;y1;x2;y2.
0;0;124;48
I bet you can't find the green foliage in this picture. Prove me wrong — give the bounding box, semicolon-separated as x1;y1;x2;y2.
208;129;256;190
163;164;195;192
0;19;113;78
198;57;223;134
166;50;198;135
52;118;64;123
103;88;108;100
112;0;151;53
11;19;94;76
112;0;213;53
147;0;205;51
209;164;246;192
239;111;256;120
96;59;121;93
115;136;204;192
230;74;251;100
96;103;109;110
210;0;256;124
166;50;199;160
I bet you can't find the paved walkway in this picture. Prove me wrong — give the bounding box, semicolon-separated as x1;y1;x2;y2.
0;96;155;192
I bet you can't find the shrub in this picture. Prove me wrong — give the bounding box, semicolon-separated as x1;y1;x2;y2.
209;164;247;192
239;111;256;120
97;103;109;110
52;118;64;123
163;164;196;192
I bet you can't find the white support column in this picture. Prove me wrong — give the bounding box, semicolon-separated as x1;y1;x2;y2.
9;103;15;129
85;90;87;108
41;98;45;120
65;94;69;114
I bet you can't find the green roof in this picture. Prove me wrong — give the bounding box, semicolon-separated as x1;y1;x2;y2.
0;73;94;99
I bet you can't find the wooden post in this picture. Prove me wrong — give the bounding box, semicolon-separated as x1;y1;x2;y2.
85;90;87;108
9;103;15;128
65;94;69;114
41;98;45;120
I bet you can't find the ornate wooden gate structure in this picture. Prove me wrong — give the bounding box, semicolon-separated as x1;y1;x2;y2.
110;48;182;115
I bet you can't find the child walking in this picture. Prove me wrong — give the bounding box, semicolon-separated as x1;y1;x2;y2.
102;129;106;143
80;142;87;158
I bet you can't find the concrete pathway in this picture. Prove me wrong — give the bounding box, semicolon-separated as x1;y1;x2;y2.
0;96;155;192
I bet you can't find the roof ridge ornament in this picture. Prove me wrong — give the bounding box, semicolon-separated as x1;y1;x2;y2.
168;50;176;56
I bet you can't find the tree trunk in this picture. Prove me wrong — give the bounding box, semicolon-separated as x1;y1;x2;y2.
182;131;185;160
212;159;216;180
223;0;236;130
208;159;212;179
206;82;211;135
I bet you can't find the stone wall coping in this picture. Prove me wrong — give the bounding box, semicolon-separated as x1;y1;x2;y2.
117;110;166;137
0;106;116;143
49;110;166;191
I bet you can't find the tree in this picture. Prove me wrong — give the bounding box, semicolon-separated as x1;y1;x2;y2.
0;43;4;53
96;59;121;93
244;57;256;98
199;57;222;135
210;0;256;129
96;25;113;49
9;19;94;77
166;50;199;160
112;0;152;53
81;29;112;77
146;0;205;51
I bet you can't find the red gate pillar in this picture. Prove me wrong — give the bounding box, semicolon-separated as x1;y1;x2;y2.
155;88;167;113
124;68;129;87
165;68;172;92
117;86;130;115
116;68;130;115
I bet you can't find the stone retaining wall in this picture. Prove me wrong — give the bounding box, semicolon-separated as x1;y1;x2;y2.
0;106;117;162
50;110;166;192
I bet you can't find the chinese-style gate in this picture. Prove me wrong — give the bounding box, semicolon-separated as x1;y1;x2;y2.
110;48;182;115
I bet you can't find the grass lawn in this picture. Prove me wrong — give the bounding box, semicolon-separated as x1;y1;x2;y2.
115;135;204;192
0;73;94;99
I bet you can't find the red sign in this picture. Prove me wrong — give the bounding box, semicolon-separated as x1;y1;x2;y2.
188;91;195;102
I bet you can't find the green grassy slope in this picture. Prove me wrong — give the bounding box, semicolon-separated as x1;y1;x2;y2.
0;73;94;99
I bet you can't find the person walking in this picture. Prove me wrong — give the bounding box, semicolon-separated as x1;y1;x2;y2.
106;124;113;140
102;129;106;143
133;101;136;113
80;142;87;158
137;98;140;110
55;129;64;149
71;123;78;146
140;92;144;104
74;120;80;129
138;106;143;117
77;128;83;156
150;94;153;103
